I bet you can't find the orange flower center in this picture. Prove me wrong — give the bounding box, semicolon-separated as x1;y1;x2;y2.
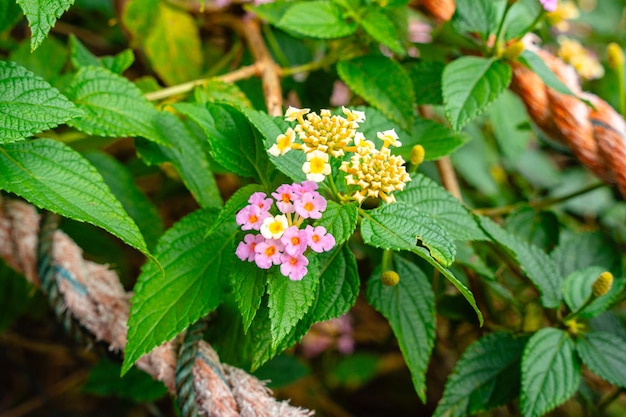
304;202;315;212
291;237;300;245
265;246;276;256
312;234;320;243
249;215;258;223
289;257;298;265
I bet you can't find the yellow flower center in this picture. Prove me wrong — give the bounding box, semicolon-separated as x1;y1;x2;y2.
310;157;326;173
269;221;284;235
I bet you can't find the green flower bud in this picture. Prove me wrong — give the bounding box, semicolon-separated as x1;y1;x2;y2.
381;270;400;286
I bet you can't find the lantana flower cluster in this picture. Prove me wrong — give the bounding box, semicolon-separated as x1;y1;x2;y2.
269;106;411;204
235;181;336;280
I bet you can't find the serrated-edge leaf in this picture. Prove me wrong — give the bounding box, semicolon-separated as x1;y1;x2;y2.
561;266;606;313
0;139;149;257
277;1;357;39
0;60;81;142
433;332;527;417
577;332;626;388
314;201;358;246
477;215;561;307
521;328;581;417
360;202;456;266
452;0;500;40
267;260;320;348
360;8;405;55
338;56;414;129
123;209;233;374
17;0;74;51
231;260;267;333
397;173;486;241
151;111;223;209
305;244;359;323
84;151;163;250
443;57;512;131
64;66;166;144
367;255;436;402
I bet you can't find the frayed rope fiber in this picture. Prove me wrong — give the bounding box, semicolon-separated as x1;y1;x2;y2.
0;197;313;417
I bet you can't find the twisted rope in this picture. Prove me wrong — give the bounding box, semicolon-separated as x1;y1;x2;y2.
510;40;626;198
0;197;313;417
176;318;209;417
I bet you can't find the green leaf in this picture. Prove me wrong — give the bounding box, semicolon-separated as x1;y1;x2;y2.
174;102;273;184
360;202;456;267
410;60;444;105
277;1;357;39
338;56;414;129
83;151;163;250
517;50;578;97
193;79;252;108
0;260;35;332
561;266;624;319
367;255;436;402
123;209;234;374
9;37;67;83
246;2;293;25
230;260;267;333
360;8;405;55
0;139;149;257
452;0;501;40
477;215;561;307
236;106;307;182
487;90;532;162
314;201;358;246
433;332;527;417
64;66;166;145
502;0;542;41
552;231;623;278
405;118;469;160
0;60;81;143
144;111;223;209
144;3;202;85
304;244;359;324
396;173;486;241
504;206;559;252
83;357;167;402
267;258;320;348
521;328;581;417
0;0;22;33
16;0;74;51
69;34;134;74
123;0;201;85
577;332;626;388
442;56;512;131
207;183;265;236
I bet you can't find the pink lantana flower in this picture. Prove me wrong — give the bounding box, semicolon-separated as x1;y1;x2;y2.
280;252;309;281
281;226;309;255
294;191;327;219
539;0;557;12
248;192;273;212
254;239;284;269
305;225;336;253
235;205;268;231
272;184;297;214
235;234;265;262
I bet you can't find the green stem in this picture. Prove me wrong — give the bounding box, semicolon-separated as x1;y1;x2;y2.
279;57;335;77
491;2;514;56
381;249;393;273
474;182;606;217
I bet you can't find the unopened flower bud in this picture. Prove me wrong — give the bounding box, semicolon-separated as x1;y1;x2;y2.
565;319;585;335
381;270;400;286
592;271;613;297
607;43;624;71
410;145;425;166
503;41;526;60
